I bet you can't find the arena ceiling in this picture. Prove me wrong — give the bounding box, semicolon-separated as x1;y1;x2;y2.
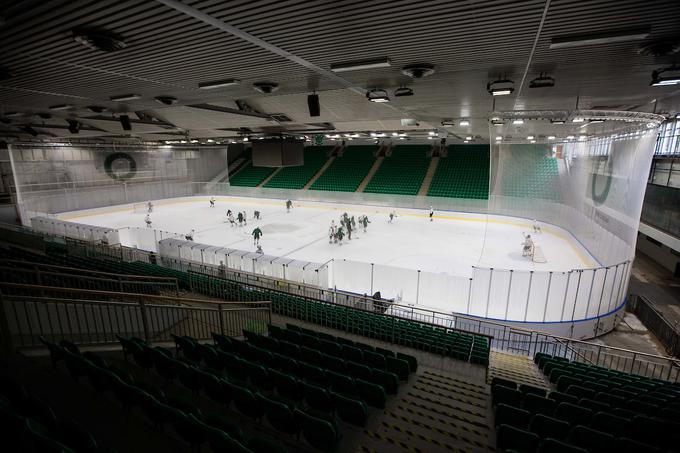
0;0;679;143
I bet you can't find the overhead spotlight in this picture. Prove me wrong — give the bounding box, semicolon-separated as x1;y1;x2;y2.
530;140;537;143
73;28;126;52
110;94;141;102
428;131;436;136
21;125;39;136
650;65;680;86
529;73;555;88
86;105;107;113
401;63;435;79
566;135;575;140
550;119;566;124
487;78;514;96
572;117;585;123
491;118;505;126
441;120;455;126
252;82;279;94
512;119;524;125
459;120;470;126
391;132;398;136
465;136;473;140
394;87;413;97
366;88;390;103
331;58;391;72
464;140;469;143
527;135;535;140
67;119;80;134
589;119;604;124
198;79;240;89
495;136;502;141
155;96;178;105
49;104;74;111
548;135;556;140
119;114;132;131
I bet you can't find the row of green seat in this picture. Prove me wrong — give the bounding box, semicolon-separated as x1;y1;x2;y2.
427;145;489;199
228;162;277;187
263;146;332;189
45;337;284;453
269;323;416;379
310;145;376;192
0;374;99;453
499;145;561;201
493;377;678;453
363;145;431;195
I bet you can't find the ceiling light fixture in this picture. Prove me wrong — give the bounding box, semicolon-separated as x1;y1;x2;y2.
459;120;470;126
441;120;455;126
548;135;556;140
465;136;472;140
155;96;178;105
589;119;604;124
72;28;126;52
110;94;141;102
252;82;279;94
198;79;241;89
650;65;680;86
566;135;575;140
550;119;566;124
530;140;536;143
330;58;391;72
572;117;585;123
527;135;535;140
512;119;524;125
487;78;515;96
366;88;390;103
401;63;435;79
394;87;413;97
549;28;650;49
428;131;436;136
495;136;502;141
49;104;74;111
464;140;469;143
529;72;555;88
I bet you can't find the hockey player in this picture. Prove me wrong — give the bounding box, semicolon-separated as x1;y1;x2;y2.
361;215;370;232
335;226;344;245
329;221;336;244
256;245;264;254
226;209;232;217
347;219;353;240
147;201;154;213
209;196;215;207
429;206;434;222
144;214;152;228
242;211;247;226
286;199;293;212
351;216;356;234
522;233;534;257
388;211;396;223
227;212;236;227
533;219;541;234
237;212;244;226
254;210;261;220
185;229;195;241
252;226;263;245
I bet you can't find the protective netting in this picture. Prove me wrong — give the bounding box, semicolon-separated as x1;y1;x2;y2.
31;216;119;244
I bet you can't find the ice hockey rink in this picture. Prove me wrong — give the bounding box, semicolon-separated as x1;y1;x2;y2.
58;195;598;280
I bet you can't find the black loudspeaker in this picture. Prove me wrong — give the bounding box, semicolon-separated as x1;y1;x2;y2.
119;115;132;131
307;94;320;117
67;120;80;134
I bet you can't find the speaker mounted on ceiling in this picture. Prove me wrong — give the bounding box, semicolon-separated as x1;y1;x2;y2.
307;93;320;117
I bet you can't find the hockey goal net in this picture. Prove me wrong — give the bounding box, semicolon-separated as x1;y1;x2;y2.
132;202;151;213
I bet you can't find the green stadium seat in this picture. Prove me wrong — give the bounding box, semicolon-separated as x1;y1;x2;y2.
331;392;368;427
356;379;387;408
297;410;341;451
568;425;615;453
614;437;662;453
497;424;540;453
260;394;299;435
519;384;547;397
495;403;531;429
529;413;570;440
523;393;557;416
538;439;588;453
554;402;593;425
492;385;523;408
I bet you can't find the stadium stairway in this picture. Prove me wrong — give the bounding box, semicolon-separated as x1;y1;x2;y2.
257;167;283;187
302;156;335;190
487;351;551;390
355;157;384;193
417;156;440;196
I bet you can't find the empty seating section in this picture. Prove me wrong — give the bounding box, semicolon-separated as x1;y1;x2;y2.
228;162;276;187
363;145;431;195
427;145;489;199
494;353;680;452
310;145;376;192
500;145;561;201
263;146;332;189
4;246;491;368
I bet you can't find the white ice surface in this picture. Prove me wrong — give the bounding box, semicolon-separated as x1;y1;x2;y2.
59;195;598;279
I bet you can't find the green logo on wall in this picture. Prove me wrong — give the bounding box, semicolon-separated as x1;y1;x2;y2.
313;134;324;146
104;152;137;181
591;155;613;206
